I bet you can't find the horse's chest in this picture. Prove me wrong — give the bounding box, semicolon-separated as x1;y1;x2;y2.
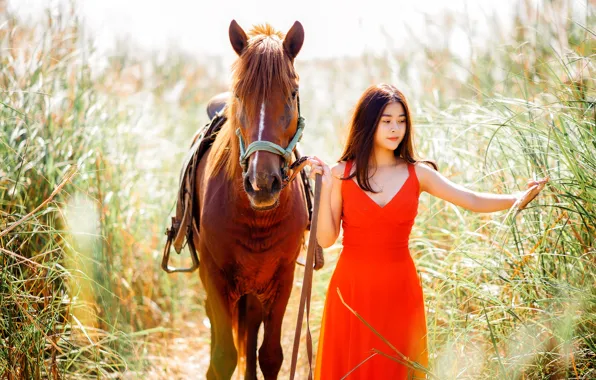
200;180;308;271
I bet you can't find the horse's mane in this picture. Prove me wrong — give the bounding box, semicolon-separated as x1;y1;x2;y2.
207;24;298;180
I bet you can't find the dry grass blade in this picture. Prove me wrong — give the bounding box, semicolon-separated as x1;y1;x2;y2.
0;246;45;269
336;288;438;379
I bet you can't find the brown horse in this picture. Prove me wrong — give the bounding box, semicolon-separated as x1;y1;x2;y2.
193;20;308;379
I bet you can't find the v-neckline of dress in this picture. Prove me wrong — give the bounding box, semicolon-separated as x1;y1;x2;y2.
350;168;411;210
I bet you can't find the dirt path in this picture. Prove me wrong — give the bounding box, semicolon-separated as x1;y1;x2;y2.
133;258;336;380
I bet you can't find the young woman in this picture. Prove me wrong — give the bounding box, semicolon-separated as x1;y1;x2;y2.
308;84;547;379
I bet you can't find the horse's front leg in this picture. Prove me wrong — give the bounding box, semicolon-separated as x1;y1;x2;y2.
200;263;238;380
258;264;295;379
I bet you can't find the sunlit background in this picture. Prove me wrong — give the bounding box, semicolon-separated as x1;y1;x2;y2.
13;0;526;58
1;0;594;379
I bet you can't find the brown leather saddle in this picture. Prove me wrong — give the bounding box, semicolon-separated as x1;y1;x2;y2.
162;108;319;272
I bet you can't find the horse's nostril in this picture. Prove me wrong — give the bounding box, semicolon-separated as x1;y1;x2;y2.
271;174;281;193
244;175;254;194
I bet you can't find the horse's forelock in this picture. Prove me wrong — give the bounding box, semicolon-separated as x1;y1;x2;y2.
247;24;285;39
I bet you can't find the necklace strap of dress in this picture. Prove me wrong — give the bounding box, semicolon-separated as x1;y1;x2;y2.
407;162;420;190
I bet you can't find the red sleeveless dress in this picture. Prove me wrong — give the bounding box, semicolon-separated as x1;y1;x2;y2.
315;161;428;379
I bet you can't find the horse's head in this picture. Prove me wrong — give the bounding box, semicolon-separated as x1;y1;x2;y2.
228;20;304;210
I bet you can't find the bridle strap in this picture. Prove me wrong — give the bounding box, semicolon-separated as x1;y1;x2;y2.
236;97;305;174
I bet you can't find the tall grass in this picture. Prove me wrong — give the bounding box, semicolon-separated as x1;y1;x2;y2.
0;7;207;378
1;0;594;379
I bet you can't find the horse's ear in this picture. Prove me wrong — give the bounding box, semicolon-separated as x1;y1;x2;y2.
229;20;248;56
283;21;304;59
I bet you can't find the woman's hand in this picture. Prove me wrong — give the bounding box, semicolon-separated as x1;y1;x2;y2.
306;156;332;191
514;177;549;211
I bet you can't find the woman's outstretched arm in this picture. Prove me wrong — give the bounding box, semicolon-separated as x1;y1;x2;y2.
415;163;545;213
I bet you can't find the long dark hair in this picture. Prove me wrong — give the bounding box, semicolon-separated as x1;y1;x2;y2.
338;83;437;192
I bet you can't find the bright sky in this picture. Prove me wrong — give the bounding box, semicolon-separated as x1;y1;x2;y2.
10;0;522;61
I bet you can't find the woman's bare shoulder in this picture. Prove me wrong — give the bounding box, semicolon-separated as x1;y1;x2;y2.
413;161;439;190
331;161;347;178
413;161;436;173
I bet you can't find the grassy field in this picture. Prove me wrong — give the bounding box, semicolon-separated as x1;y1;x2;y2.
1;1;594;379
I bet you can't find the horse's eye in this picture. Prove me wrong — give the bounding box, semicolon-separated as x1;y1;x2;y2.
291;90;297;99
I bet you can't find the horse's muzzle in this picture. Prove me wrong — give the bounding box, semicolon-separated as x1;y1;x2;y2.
244;172;282;210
